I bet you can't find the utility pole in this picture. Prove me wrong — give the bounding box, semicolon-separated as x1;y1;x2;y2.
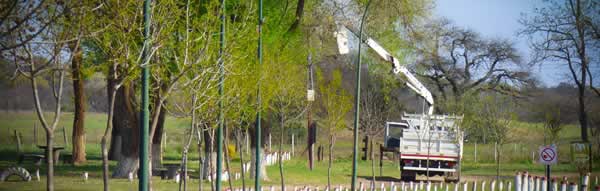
351;1;373;190
139;0;151;190
255;0;263;191
215;0;226;190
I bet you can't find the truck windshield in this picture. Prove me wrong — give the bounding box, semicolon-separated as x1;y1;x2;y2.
388;124;405;138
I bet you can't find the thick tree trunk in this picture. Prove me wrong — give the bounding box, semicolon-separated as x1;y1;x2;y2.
151;105;166;167
69;41;86;165
111;84;141;178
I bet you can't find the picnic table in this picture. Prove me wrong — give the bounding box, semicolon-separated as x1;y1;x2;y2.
36;145;65;163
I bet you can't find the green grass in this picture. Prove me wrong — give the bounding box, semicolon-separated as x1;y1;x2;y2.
0;111;598;191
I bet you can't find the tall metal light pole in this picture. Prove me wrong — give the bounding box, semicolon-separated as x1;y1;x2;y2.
215;0;226;190
255;0;264;191
139;0;151;190
351;1;373;190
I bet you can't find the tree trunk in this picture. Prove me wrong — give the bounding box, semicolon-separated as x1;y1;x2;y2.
236;129;246;191
370;138;376;190
249;118;270;181
327;135;335;191
287;0;305;32
101;85;118;191
151;104;167;168
69;41;86;165
45;131;55;191
111;84;140;178
278;116;285;191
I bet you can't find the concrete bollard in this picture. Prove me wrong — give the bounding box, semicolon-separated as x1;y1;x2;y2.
464;182;469;191
491;180;496;191
445;183;449;191
535;177;540;191
515;172;522;191
508;182;512;191
434;183;438;191
410;181;414;190
530;176;535;191
473;181;478;191
454;183;459;191
561;181;567;191
499;181;504;191
83;172;88;182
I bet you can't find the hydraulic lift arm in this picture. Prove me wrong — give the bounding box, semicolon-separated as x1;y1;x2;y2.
335;25;435;114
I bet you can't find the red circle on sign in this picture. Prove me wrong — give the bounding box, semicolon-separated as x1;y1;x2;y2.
541;147;555;162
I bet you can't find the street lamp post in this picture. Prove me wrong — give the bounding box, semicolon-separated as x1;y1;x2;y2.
351;1;373;190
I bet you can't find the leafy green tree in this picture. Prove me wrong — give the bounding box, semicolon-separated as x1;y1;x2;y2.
317;69;352;190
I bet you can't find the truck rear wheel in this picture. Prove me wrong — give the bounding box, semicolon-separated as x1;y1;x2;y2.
400;170;416;182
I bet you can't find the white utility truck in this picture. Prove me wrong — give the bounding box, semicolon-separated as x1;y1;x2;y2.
336;25;464;181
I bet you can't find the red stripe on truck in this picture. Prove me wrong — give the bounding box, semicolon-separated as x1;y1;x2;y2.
401;154;458;159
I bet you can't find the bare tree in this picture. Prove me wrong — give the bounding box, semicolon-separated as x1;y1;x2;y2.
416;19;532;108
519;0;600;141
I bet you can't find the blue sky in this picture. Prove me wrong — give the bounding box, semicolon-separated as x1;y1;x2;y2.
434;0;569;87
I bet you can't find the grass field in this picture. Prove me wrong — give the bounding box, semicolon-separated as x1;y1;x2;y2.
0;111;598;191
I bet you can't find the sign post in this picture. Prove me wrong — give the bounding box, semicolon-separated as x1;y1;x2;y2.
539;144;557;191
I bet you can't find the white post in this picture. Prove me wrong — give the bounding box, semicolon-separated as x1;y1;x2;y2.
359;182;364;191
268;133;272;151
482;181;486;191
530;176;535;191
292;134;295;156
516;172;523;191
383;182;387;191
427;182;432;191
463;182;468;191
508;181;512;191
499;181;504;191
454;183;459;191
560;181;567;191
83;172;88;182
491;180;496;191
128;172;134;182
522;173;529;191
582;173;590;191
551;179;558;191
36;169;40;181
435;184;438;191
536;177;541;191
541;178;547;191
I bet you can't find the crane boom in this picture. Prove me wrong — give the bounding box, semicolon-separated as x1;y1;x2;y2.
335;25;434;114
